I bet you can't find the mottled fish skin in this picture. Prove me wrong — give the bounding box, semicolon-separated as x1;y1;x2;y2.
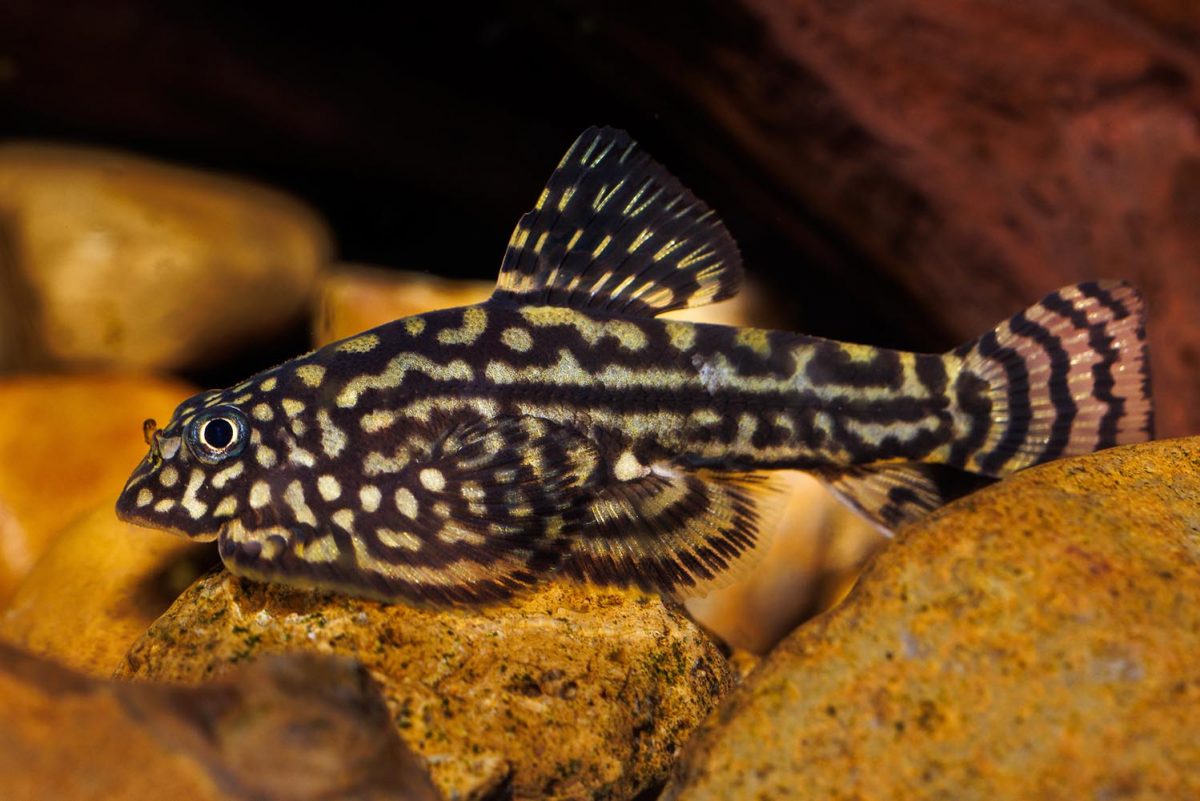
116;127;1154;604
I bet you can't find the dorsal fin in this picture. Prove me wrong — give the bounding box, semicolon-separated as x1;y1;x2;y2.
491;126;743;317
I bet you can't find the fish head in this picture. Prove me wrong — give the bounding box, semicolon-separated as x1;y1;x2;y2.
116;386;259;540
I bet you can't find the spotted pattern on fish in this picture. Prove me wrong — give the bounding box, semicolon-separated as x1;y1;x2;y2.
115;126;1154;605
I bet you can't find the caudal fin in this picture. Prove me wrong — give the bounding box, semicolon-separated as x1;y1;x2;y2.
948;280;1153;477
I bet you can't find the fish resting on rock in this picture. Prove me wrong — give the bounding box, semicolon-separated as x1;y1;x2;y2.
116;126;1154;605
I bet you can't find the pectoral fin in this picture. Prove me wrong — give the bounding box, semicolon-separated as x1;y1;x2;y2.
218;415;600;605
562;466;784;598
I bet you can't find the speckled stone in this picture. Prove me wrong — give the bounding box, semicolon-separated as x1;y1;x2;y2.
667;437;1200;801
119;574;735;801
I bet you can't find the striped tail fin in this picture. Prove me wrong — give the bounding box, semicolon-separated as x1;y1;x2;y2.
947;280;1153;477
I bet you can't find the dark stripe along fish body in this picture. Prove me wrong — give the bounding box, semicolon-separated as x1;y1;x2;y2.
115;127;1154;605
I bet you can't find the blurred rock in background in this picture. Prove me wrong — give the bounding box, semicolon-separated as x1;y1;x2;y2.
1;643;443;801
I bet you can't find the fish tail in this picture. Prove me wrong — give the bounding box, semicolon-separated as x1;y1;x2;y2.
946;280;1153;477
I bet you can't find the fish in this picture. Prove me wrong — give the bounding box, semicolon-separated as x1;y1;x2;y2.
115;126;1154;605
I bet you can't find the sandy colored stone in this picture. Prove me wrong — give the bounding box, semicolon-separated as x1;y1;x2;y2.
0;505;214;677
667;437;1200;800
313;264;779;346
119;574;735;801
684;471;883;654
0;373;195;606
1;641;440;801
0;143;329;371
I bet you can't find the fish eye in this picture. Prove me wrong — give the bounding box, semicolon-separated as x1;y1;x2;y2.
185;407;248;464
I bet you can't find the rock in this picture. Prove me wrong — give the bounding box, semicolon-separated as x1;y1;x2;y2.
1;641;441;801
0;143;329;371
0;505;215;677
683;471;883;654
119;574;734;801
0;373;195;606
313;264;781;346
666;437;1200;800
529;0;1200;439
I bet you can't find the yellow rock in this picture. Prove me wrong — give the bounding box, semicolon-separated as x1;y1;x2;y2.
0;143;330;371
119;574;735;801
0;373;195;606
313;263;777;346
0;505;213;677
667;437;1200;801
1;642;440;801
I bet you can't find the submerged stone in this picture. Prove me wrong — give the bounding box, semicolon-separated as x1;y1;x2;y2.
119;573;735;801
667;437;1200;801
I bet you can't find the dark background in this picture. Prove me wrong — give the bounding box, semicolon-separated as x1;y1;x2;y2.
0;1;920;350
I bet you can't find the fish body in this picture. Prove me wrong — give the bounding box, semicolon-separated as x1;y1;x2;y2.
116;127;1154;604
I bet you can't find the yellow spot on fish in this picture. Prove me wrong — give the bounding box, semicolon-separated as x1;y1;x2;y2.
136;488;153;507
212;461;245;489
233;393;253;405
360;410;396;433
283;480;317;526
501;327;533;352
181;469;208;520
404;317;426;336
252;403;274;422
420;468;446;492
331;508;355;531
213;496;238;518
360;485;382;513
394;488;419;519
317;410;347;457
154;498;176;513
613;451;648;482
317;475;341;501
735;328;771;357
519;306;646;350
437;307;488;346
336;334;380;353
665;321;696;351
256;446;277;468
558;186;576;212
282;399;305;418
159;466;179;488
297;534;340;563
296;365;326;388
259;377;278;392
249;481;272;509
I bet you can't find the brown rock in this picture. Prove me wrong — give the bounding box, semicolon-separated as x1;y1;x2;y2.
0;505;214;677
0;373;195;606
1;641;441;801
530;0;1200;438
666;437;1200;800
119;574;735;801
0;143;329;371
